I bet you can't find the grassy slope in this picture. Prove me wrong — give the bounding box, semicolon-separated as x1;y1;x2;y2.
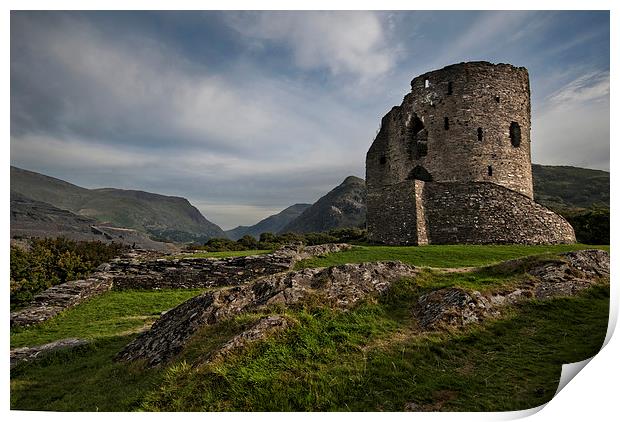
11;289;204;348
142;284;608;411
295;244;609;269
10;245;610;411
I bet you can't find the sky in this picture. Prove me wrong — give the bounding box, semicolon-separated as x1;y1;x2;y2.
10;11;610;230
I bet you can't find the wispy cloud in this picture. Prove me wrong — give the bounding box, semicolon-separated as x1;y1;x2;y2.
532;71;609;170
545;71;610;107
227;11;399;82
10;11;610;227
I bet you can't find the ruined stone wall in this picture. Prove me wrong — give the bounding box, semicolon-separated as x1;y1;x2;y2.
366;180;428;245
367;61;533;197
423;182;575;245
365;61;573;246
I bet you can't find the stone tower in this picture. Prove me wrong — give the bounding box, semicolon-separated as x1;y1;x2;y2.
366;61;575;245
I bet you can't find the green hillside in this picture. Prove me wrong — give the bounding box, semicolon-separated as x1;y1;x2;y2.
532;164;609;210
10;166;225;243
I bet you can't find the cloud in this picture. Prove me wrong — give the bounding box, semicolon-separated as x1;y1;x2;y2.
532;71;609;170
545;71;610;107
227;11;398;81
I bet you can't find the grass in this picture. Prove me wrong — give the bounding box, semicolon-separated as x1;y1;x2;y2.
141;282;609;411
172;249;272;259
294;244;609;270
10;246;610;411
11;289;204;348
11;335;166;411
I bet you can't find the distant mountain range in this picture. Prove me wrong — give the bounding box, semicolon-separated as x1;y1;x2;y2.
10;166;225;243
281;176;366;234
225;203;311;240
10;164;609;245
234;165;609;238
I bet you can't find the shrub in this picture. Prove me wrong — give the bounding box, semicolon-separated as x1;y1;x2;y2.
10;238;126;308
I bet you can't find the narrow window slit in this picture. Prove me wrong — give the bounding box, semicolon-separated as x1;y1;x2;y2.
488;166;493;176
447;81;453;95
444;117;449;130
509;122;521;147
477;127;483;141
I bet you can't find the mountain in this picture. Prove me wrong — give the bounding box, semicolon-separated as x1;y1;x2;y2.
280;176;366;234
275;166;608;235
225;203;311;240
10;191;176;251
10;166;225;243
532;164;609;210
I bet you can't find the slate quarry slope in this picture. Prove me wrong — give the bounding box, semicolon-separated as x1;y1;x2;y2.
11;166;225;243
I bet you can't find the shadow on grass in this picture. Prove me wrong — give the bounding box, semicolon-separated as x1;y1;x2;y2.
142;283;609;412
10;334;163;411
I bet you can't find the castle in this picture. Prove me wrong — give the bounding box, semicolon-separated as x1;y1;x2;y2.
366;61;576;245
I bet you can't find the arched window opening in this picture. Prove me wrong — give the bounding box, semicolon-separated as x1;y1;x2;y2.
488;165;493;176
447;81;453;95
444;117;450;130
495;95;500;103
424;79;430;88
408;165;433;182
509;122;521;147
379;155;387;165
477;127;483;141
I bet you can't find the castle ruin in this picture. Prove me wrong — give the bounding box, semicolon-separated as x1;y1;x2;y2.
366;61;576;245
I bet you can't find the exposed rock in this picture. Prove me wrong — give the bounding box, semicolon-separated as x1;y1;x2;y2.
10;276;114;327
415;249;609;330
415;288;496;329
111;243;353;290
10;244;353;327
10;338;88;368
201;315;290;365
116;261;417;366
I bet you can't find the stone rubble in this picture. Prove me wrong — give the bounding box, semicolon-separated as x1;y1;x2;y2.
414;249;609;330
10;338;89;368
116;261;418;366
10;243;352;328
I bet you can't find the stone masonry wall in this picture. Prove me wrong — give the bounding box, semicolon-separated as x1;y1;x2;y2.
366;61;573;245
367;61;533;197
10;244;352;327
423;182;575;244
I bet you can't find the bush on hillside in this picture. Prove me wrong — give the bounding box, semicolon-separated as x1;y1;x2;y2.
10;238;126;308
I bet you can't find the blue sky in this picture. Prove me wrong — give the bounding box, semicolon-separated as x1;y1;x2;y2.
10;11;610;229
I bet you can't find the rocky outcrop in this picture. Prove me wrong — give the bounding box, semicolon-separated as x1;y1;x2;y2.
10;244;352;327
415;249;609;330
201;315;291;365
116;261;417;366
10;338;88;368
10;276;114;327
112;243;352;290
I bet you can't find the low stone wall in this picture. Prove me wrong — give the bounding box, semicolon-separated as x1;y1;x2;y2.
10;338;88;368
423;182;576;245
10;276;114;327
116;261;418;366
10;244;353;327
111;243;352;290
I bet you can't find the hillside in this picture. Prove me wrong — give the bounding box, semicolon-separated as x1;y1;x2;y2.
226;203;311;240
275;166;608;235
281;176;366;234
10;166;225;243
10;192;176;251
532;164;609;210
